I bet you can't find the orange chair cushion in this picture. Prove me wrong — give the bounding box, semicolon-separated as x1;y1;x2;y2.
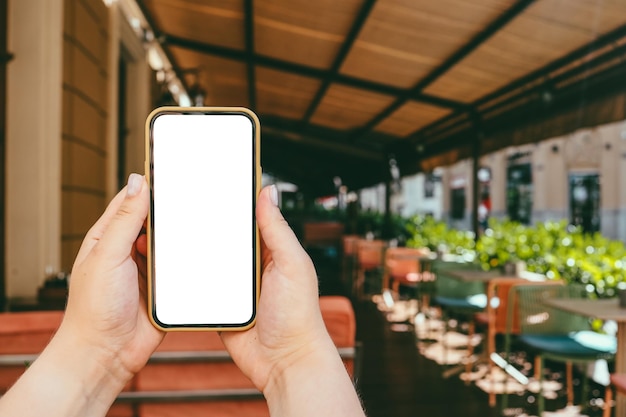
0;311;64;394
319;296;356;348
0;311;64;354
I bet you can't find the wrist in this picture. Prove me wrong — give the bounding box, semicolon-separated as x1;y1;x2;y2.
0;325;132;417
263;337;337;397
263;335;364;417
51;324;133;402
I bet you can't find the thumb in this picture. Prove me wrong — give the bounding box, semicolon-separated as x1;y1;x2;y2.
257;185;311;271
96;174;149;262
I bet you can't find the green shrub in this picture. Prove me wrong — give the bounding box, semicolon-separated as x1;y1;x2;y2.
476;219;626;298
405;216;626;298
406;215;475;258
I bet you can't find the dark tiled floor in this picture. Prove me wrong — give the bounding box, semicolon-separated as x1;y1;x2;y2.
311;250;608;417
312;252;498;417
353;300;499;417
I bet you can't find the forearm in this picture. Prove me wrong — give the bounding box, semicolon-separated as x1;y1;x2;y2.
263;337;366;417
0;326;130;417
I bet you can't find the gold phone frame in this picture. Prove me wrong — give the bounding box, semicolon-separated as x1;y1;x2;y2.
145;106;261;331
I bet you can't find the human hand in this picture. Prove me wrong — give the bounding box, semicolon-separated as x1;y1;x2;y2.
0;174;164;417
58;173;164;384
217;185;367;417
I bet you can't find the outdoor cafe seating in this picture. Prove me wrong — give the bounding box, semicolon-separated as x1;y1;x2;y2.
382;246;434;306
354;237;621;416
501;283;616;415
2;223;625;417
353;239;387;300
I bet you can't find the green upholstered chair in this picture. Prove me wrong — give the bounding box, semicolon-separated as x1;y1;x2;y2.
504;283;615;415
432;260;486;375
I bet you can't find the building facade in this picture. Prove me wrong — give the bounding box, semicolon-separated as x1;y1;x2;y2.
440;121;626;241
380;120;626;242
5;0;150;304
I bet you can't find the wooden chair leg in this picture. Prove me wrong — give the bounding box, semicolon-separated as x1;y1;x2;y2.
534;356;541;380
488;357;497;407
421;293;430;313
538;356;545;416
391;281;399;299
354;268;364;299
442;312;450;366
465;320;475;377
604;385;613;417
566;361;574;406
487;316;497;407
489;389;496;407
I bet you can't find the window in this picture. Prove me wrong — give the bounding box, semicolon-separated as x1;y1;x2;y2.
450;187;465;220
569;173;600;233
506;163;533;224
424;173;437;198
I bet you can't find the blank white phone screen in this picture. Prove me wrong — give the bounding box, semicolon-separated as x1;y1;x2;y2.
151;113;255;326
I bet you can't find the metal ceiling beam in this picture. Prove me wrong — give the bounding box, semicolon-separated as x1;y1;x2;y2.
488;62;626;136
353;0;536;139
261;116;385;160
409;22;626;147
479;44;626;122
422;59;626;162
161;34;466;111
262;127;383;161
301;0;378;124
475;23;626;109
244;0;256;110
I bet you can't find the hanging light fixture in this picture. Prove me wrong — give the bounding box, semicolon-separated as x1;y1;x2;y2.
187;82;206;107
182;68;206;107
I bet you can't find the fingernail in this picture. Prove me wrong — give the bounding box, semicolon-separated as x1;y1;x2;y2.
127;173;143;197
269;184;279;206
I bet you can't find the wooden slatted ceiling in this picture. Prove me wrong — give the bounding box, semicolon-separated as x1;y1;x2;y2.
424;0;626;102
254;0;364;69
310;84;395;130
340;0;514;88
531;0;626;32
144;0;245;49
169;46;249;107
139;0;626;193
256;67;321;119
374;101;452;137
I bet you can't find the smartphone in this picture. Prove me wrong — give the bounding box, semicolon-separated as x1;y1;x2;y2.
145;107;260;331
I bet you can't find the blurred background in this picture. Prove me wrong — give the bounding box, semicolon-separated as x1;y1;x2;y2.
1;0;626;311
4;2;626;416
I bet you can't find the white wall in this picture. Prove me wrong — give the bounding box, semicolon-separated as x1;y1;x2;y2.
396;172;443;219
359;183;386;213
357;172;443;220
